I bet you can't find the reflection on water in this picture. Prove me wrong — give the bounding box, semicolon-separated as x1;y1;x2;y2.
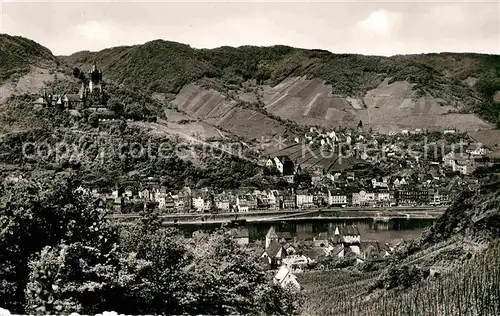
178;217;435;244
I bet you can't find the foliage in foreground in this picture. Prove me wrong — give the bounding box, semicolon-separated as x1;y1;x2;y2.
0;173;302;315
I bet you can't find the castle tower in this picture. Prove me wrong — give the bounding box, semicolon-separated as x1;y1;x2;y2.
79;81;86;99
88;62;103;93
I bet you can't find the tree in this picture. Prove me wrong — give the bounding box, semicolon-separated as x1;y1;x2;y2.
257;284;303;316
119;211;192;314
120;219;303;315
295;170;312;189
0;173;119;313
73;67;81;79
181;230;303;315
88;113;99;127
25;243;133;314
88;89;103;106
181;230;267;315
107;98;124;116
124;102;145;120
2;175;303;315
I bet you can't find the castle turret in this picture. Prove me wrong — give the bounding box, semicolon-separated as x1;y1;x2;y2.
88;62;102;93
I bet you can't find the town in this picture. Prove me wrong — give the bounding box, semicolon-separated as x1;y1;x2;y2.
72;136;496;214
191;224;395;291
24;64;499;216
7;60;497;298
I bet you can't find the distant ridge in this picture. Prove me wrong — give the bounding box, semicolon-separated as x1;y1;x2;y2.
1;33;500;134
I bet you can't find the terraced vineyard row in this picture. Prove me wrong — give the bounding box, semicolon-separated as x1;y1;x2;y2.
300;244;500;316
299;271;380;316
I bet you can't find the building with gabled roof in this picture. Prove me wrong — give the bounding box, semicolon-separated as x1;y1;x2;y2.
274;266;301;290
273;156;295;175
261;240;286;268
341;225;361;245
296;189;314;209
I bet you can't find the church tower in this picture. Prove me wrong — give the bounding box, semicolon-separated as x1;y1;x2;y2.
88;62;103;93
265;226;279;249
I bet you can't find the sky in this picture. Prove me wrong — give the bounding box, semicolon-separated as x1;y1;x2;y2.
0;0;499;56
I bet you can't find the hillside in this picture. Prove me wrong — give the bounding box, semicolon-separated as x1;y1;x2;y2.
63;40;500;133
0;34;70;104
299;173;500;316
0;34;59;82
1;34;499;137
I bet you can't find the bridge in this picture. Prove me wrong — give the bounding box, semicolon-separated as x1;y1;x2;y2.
108;206;446;226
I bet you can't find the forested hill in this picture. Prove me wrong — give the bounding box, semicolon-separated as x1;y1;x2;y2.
2;33;500;132
63;40;500;125
0;34;60;82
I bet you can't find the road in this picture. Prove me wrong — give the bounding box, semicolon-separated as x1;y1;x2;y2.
107;206;446;225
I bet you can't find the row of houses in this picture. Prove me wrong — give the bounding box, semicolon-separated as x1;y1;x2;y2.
94;182;450;213
351;188;449;206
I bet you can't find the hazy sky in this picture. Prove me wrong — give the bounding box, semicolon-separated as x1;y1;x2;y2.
0;1;499;56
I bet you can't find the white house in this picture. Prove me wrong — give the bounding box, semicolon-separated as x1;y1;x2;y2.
376;191;391;202
329;191;347;206
156;197;166;209
364;192;376;203
265;158;274;168
236;195;249;212
296;191;314;208
215;200;230;211
192;196;205;212
203;198;213;211
341;226;361;244
351;192;363;206
393;178;408;187
124;189;133;199
282;255;313;267
468;143;489;156
268;190;279;209
273;266;301;291
372;177;389;188
274;157;284;173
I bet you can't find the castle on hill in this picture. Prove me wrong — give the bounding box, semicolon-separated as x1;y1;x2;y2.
34;63;105;109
